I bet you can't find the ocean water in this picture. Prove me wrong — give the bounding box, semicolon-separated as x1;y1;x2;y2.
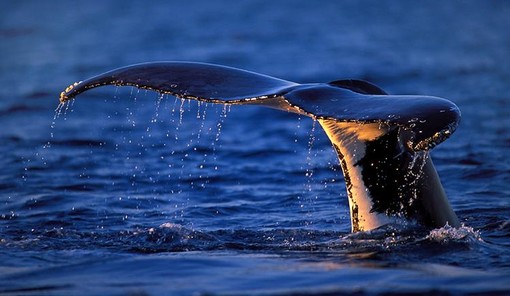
1;0;510;295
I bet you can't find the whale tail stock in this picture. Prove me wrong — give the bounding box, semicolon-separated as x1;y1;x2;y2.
60;62;460;232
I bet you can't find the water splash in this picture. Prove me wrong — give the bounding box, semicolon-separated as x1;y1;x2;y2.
49;102;66;142
426;223;481;244
299;120;320;226
179;98;186;125
152;93;165;122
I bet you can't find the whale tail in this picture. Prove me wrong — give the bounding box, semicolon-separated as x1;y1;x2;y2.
60;62;460;232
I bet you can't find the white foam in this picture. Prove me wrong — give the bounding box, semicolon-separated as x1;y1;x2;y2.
426;223;481;243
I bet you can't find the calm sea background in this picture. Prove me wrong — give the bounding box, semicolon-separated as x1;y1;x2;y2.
1;1;509;295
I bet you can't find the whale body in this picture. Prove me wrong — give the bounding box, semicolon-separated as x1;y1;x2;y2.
60;62;460;232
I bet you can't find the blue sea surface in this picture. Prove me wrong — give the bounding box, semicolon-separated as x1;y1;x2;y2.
1;1;510;295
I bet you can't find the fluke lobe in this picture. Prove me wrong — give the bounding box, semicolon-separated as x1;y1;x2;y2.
60;62;460;232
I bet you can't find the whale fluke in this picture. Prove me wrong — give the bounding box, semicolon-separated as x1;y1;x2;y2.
60;62;461;232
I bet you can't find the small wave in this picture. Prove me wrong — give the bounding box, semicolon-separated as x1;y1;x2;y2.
338;223;426;252
426;223;481;244
50;139;109;148
0;105;43;116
